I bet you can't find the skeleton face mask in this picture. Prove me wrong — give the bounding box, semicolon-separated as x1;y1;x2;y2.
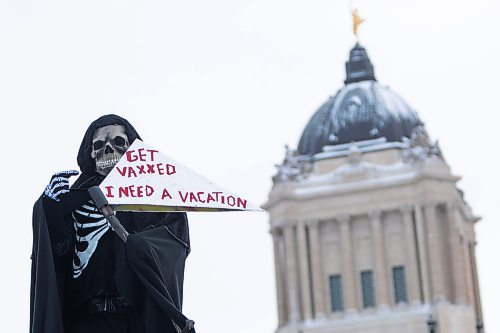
91;125;130;176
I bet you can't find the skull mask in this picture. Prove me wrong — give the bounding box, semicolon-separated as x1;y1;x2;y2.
91;124;130;176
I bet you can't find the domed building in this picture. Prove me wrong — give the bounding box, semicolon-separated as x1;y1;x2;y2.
298;44;422;156
263;43;484;333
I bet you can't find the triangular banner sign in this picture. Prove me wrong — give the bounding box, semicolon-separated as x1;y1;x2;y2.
99;140;261;212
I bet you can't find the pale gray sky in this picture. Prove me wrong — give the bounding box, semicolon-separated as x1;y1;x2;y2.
1;1;498;332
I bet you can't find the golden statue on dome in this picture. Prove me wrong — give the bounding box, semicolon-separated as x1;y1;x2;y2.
352;9;365;40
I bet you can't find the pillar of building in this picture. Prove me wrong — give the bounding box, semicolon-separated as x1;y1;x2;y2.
401;205;421;304
414;204;431;303
462;238;475;307
307;220;326;318
339;214;357;312
297;220;313;321
283;224;300;323
470;239;484;325
446;202;467;304
370;210;390;308
272;227;288;325
424;202;446;301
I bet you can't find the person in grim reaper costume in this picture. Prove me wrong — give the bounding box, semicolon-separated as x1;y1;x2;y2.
30;114;195;333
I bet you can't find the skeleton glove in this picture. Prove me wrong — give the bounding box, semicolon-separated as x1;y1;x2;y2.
43;170;79;202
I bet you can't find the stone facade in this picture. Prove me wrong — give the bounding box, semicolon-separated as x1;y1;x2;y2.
264;137;483;333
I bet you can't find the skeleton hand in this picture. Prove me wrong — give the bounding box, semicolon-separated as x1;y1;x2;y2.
43;170;80;202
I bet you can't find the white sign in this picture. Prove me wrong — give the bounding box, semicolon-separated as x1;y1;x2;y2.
99;140;261;212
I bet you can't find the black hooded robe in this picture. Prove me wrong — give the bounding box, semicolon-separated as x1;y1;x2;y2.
30;115;195;333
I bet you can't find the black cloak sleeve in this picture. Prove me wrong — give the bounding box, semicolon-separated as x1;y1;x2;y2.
116;214;196;333
30;197;66;333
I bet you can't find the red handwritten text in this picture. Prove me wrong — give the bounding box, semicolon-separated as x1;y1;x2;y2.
116;163;176;178
104;185;155;198
126;148;159;162
161;188;173;200
177;190;247;209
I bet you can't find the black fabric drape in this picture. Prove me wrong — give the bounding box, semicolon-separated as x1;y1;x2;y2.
30;197;65;333
117;226;195;333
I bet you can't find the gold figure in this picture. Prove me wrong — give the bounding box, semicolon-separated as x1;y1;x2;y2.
352;9;365;40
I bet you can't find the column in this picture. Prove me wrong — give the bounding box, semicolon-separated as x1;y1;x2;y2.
307;220;326;318
339;214;357;312
271;227;288;325
283;225;299;324
297;220;313;321
424;202;446;302
462;236;475;306
470;240;484;324
401;205;421;304
414;203;431;303
446;202;466;304
370;210;390;308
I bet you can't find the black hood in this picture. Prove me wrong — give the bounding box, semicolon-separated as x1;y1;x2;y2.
73;114;142;189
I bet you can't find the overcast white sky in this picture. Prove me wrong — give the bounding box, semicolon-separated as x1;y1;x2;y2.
1;1;498;332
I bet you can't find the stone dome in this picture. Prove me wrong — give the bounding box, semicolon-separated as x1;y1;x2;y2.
297;43;423;156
